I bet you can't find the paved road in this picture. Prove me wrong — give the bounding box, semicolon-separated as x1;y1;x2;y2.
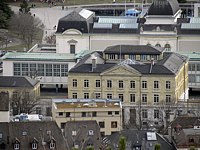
11;6;69;43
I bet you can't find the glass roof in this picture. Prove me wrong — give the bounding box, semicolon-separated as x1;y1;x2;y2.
181;23;200;29
98;16;137;24
119;23;138;29
93;22;112;29
190;17;200;23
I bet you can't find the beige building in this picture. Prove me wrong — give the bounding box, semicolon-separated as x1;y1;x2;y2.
68;50;189;127
52;99;122;136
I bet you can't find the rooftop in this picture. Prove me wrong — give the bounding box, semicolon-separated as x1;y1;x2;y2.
1;52;75;61
52;99;121;109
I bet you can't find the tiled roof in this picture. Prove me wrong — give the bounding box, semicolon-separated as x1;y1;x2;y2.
171;117;200;129
64;120;102;150
0;76;39;88
0;121;67;150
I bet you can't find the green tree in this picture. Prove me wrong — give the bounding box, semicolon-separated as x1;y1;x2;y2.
86;146;94;150
118;136;126;150
19;0;30;13
0;0;12;28
154;144;161;150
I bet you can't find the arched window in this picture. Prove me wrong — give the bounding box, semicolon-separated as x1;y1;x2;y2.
165;44;171;51
147;43;151;46
155;43;161;47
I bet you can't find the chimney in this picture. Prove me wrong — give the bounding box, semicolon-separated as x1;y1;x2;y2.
91;54;97;71
149;58;154;73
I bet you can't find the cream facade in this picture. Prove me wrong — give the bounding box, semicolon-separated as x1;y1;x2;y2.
52;99;122;136
68;54;189;127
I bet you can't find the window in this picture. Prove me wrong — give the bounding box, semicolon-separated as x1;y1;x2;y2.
30;64;36;77
37;64;44;76
141;55;148;61
84;80;89;88
154;94;159;104
115;111;119;115
119;80;123;89
107;80;112;88
118;94;124;102
84;93;89;99
142;81;147;89
197;64;200;71
53;64;60;76
95;93;101;99
13;63;21;76
165;44;171;51
66;112;70;117
82;112;86;117
72;93;77;99
32;143;37;149
111;121;117;128
166;95;171;103
142;94;147;104
189;138;194;143
130;81;135;89
142;109;148;118
154;110;159;119
99;122;105;128
22;63;29;76
50;142;55;149
154;81;159;89
14;143;20;150
96;80;100;88
155;43;161;47
92;112;97;117
46;64;52;76
129;55;136;60
108;54;115;60
61;123;65;129
130;94;135;103
107;94;112;99
117;54;125;60
166;81;171;89
108;111;112;115
72;79;77;87
189;64;196;71
61;64;68;76
70;45;75;54
59;112;63;116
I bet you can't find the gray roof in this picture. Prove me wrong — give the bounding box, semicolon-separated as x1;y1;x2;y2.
69;52;188;75
104;45;165;54
0;76;39;88
148;0;180;15
0;92;9;111
107;130;175;150
0;121;67;150
64;120;102;150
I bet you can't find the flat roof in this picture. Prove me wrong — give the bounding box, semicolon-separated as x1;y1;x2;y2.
177;52;200;61
1;52;76;62
53;98;122;109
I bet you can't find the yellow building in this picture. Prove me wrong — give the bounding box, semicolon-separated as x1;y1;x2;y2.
68;50;189;127
0;76;40;115
52;99;122;136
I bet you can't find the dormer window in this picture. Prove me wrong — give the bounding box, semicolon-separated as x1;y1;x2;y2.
49;138;56;149
50;142;55;149
13;138;20;150
32;143;37;149
31;138;38;150
14;143;20;150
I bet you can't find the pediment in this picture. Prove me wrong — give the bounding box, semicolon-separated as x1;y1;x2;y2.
101;64;141;76
62;29;82;35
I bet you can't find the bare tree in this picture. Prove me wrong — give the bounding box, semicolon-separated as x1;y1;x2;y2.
11;89;39;115
9;13;44;50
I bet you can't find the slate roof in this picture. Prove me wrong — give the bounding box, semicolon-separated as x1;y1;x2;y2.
170;117;200;129
0;76;39;88
107;130;175;150
141;24;178;32
104;45;165;54
64;120;102;150
148;0;180;15
69;52;188;75
0;121;67;150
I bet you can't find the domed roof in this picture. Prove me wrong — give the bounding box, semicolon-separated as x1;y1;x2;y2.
148;0;180;15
